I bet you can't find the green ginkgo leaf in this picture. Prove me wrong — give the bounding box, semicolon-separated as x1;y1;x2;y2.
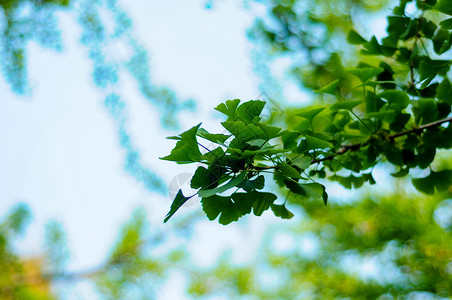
271;204;294;219
314;80;339;95
164;190;191;223
201;195;242;225
160;123;202;164
297;107;326;121
347;30;367;45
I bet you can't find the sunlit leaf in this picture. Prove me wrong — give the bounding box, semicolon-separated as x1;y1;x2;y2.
297;107;326;121
378;90;409;108
314;79;339;95
349;67;384;83
330;100;363;112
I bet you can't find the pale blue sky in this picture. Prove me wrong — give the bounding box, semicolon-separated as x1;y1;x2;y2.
0;0;264;273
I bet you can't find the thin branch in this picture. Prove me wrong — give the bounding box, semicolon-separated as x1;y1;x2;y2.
389;116;452;139
311;116;452;164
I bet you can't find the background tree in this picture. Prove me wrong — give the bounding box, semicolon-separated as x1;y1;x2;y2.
186;188;452;299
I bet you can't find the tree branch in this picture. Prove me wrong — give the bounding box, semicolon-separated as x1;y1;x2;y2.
388;116;452;139
311;116;452;164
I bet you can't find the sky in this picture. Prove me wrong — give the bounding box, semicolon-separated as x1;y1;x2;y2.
0;0;266;275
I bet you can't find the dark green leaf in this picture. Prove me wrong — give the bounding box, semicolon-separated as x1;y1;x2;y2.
280;163;302;179
420;18;437;38
367;110;397;118
361;36;382;55
437;79;452;105
432;29;451;55
201;195;242;225
161;123;202;164
322;187;328;205
391;167;410;178
202;147;225;164
417;147;436;169
197;128;230;145
439;18;452;29
329;173;375;189
232;191;277;216
347;30;367;45
389;112;411;132
198;172;247;198
271;204;294;219
242;148;288;156
415;99;438;124
164;190;191;223
434;0;452;15
238;175;265;192
284;180;307;196
387;16;410;36
191;166;210;189
412;170;452;195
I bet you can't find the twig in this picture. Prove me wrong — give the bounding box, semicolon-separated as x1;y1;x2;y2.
311;116;452;164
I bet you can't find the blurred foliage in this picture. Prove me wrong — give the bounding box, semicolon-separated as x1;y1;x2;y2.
0;204;55;299
0;0;70;93
185;189;452;299
1;189;451;298
93;209;167;299
247;0;391;101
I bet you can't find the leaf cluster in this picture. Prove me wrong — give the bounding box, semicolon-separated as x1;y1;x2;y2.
162;0;452;224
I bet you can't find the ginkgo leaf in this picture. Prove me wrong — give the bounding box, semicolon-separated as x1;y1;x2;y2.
349;67;384;83
271;204;294;219
164;190;191;223
160;123;202;164
314;80;339;95
197;128;230;145
347;30;367;45
215;99;241;118
201;195;242;225
232;191;277;216
330;100;363;112
378;90;409;108
297;107;326;121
